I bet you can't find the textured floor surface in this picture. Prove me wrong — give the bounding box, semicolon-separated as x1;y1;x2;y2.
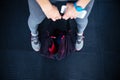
0;0;120;80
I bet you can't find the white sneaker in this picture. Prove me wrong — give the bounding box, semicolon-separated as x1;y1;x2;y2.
31;35;40;51
75;35;84;51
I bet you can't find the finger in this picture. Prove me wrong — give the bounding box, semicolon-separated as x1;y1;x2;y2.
55;12;61;20
63;13;70;20
71;15;77;19
62;9;67;19
47;16;50;19
52;18;56;22
63;16;69;20
57;15;62;20
73;16;77;19
55;17;59;21
55;16;61;20
62;13;67;19
65;17;69;20
70;17;74;19
64;16;69;20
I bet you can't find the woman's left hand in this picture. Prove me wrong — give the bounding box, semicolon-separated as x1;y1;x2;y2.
62;3;79;20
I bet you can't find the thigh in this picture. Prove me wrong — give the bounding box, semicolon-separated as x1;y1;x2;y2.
28;0;45;22
75;0;94;23
84;0;95;18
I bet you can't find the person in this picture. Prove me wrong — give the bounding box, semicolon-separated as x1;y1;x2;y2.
28;0;94;51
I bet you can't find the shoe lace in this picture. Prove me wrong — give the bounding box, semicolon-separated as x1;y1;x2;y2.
31;36;39;44
77;35;84;43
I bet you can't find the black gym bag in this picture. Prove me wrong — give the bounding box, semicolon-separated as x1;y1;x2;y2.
38;19;77;60
38;1;78;60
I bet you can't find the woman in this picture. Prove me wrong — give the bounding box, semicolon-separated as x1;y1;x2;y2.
28;0;95;51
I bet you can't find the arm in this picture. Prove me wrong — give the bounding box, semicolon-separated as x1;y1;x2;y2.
63;0;91;20
36;0;52;11
76;0;91;9
36;0;61;21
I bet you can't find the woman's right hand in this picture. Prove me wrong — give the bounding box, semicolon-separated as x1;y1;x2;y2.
42;5;61;21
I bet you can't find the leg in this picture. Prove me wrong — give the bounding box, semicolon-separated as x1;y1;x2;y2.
27;0;57;51
75;0;95;35
75;0;95;51
75;18;88;35
28;0;46;35
28;0;46;51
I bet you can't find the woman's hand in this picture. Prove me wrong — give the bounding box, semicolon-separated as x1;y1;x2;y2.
36;0;61;21
42;5;61;21
62;3;79;20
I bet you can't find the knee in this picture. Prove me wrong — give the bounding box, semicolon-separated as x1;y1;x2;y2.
75;17;88;25
28;14;45;25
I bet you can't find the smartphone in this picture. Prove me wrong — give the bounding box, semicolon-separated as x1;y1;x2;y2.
61;5;87;19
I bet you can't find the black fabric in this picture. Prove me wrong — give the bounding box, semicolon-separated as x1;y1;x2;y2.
37;1;78;60
39;19;77;60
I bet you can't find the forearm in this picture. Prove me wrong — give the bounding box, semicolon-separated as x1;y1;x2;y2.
36;0;52;11
76;0;91;8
